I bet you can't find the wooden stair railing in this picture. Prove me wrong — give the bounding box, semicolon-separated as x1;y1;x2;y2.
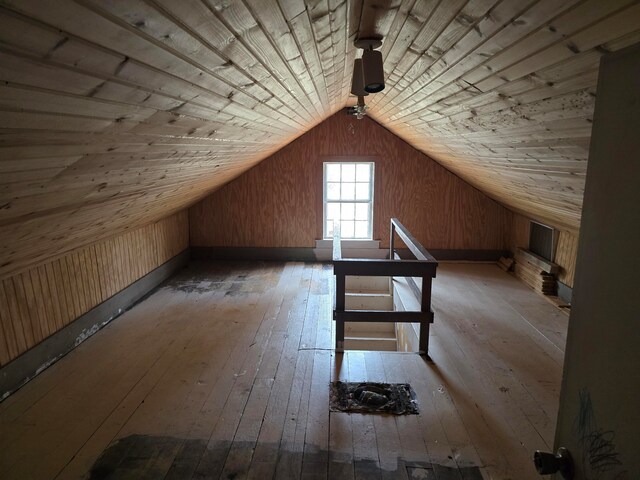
332;218;438;355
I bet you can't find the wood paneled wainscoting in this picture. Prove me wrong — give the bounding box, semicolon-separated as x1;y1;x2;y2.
0;211;189;398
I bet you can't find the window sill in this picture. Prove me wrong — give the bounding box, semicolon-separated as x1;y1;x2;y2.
313;239;386;260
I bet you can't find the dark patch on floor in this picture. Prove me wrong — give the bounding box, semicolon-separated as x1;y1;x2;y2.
168;280;230;295
89;434;207;480
89;435;484;479
162;260;282;295
330;381;419;414
224;280;260;296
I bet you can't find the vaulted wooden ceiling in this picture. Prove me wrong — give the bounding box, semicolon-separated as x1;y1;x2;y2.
1;0;639;277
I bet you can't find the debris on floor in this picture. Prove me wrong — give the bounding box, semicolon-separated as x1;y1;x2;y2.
330;381;419;414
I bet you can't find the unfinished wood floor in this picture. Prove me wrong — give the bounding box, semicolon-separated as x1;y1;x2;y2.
0;261;568;479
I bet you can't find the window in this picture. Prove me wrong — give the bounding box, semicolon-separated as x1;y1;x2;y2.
323;162;374;239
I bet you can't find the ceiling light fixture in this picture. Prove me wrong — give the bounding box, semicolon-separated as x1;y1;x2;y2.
355;37;384;93
349;57;369;120
350;58;368;97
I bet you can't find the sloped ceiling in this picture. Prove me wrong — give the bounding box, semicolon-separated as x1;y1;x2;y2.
1;0;639;277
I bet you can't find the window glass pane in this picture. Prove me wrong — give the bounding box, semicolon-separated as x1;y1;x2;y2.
356;164;370;182
326;164;340;182
323;162;373;239
326;202;340;220
327;182;340;200
341;182;355;200
355;183;369;200
354;221;369;238
342;164;356;182
341;203;355;220
341;220;355;238
326;221;335;236
355;203;369;221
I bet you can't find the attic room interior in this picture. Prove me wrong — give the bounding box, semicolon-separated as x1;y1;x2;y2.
0;0;638;479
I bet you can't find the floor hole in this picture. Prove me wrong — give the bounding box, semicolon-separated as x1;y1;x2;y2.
329;381;419;414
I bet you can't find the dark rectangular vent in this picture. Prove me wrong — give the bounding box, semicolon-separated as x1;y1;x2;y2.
529;221;554;261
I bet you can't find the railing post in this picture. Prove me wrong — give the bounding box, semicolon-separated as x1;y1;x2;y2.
335;273;345;352
389;220;395;259
419;276;433;357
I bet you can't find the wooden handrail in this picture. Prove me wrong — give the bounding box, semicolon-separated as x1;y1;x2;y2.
390;218;437;263
332;218;438;356
333;258;436;277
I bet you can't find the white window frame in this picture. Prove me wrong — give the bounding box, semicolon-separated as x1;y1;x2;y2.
322;161;374;240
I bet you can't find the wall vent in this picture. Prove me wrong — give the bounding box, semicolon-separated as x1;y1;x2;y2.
529;221;555;261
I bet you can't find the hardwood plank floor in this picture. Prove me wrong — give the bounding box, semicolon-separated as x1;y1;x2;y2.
0;261;567;479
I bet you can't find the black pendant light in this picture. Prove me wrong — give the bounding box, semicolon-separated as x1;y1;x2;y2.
355;38;384;93
350;58;369;97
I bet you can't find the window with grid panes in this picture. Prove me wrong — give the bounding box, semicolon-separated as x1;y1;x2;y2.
323;162;374;239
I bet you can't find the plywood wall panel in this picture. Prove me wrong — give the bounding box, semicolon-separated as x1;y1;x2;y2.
0;210;188;366
508;212;532;254
555;231;579;287
190;112;511;251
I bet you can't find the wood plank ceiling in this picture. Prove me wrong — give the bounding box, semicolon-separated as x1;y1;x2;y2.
1;0;639;278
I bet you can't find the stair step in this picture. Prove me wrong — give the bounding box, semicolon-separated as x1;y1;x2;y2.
344;335;397;352
345;331;396;340
345;276;390;294
346;321;395;334
345;293;393;311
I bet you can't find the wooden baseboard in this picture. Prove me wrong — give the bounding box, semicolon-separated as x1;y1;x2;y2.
191;246;318;261
192;246;509;262
0;249;190;401
396;248;509;262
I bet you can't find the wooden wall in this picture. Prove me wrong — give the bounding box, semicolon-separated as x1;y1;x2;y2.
190;112;511;251
0;211;188;367
508;212;578;287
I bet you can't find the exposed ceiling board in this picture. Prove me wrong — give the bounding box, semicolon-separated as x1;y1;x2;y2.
1;0;639;278
369;0;640;232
